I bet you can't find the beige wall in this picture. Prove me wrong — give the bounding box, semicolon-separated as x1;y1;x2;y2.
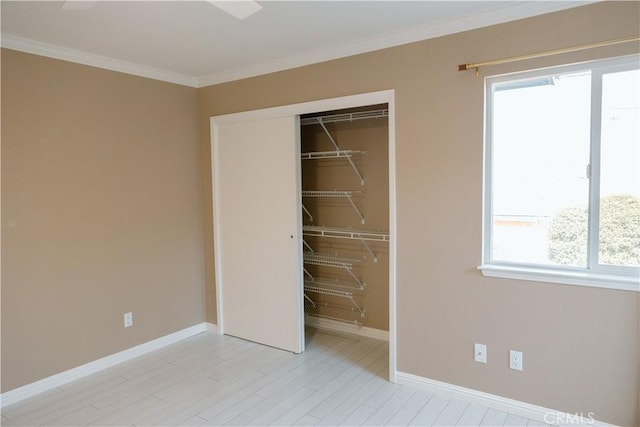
199;3;640;425
1;50;205;392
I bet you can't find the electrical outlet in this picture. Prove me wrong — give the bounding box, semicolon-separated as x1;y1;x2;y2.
124;312;133;328
510;350;523;371
474;343;487;363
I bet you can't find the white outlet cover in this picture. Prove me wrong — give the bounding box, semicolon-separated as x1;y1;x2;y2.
124;312;133;328
509;350;523;371
474;343;487;363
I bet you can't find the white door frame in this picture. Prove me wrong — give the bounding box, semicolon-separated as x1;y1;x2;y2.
210;89;398;381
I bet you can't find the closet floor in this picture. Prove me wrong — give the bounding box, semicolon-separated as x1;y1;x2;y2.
2;328;550;426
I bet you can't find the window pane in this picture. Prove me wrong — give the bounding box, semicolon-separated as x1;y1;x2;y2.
491;72;591;266
599;69;640;267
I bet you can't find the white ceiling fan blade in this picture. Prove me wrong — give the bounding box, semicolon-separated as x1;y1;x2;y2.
61;1;98;11
208;1;262;20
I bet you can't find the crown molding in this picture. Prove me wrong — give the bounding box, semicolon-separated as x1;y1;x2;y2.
1;1;594;89
1;34;199;88
197;1;594;87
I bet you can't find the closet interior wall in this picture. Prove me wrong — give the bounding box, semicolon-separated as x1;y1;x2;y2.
301;105;390;332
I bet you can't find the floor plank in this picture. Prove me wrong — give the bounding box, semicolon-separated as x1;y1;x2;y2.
432;398;469;426
504;413;531;426
142;371;265;426
179;414;208;426
526;419;553;427
384;389;433;426
314;366;388;426
456;402;488;426
246;387;315;426
339;405;377;426
204;393;264;426
480;408;510;426
362;386;416;426
270;357;380;426
309;355;387;420
363;380;403;409
409;394;450;426
295;414;321;426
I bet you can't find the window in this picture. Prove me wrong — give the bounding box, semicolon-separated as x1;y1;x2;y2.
482;55;640;291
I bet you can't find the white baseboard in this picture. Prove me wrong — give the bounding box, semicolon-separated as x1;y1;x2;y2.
395;371;614;427
305;316;389;341
1;322;210;408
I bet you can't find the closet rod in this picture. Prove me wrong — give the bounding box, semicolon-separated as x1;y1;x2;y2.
458;35;640;76
301;109;389;126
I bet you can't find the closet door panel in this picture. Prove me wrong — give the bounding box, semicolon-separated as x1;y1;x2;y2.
213;115;303;353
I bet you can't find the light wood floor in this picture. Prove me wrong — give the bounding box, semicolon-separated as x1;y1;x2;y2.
1;328;550;426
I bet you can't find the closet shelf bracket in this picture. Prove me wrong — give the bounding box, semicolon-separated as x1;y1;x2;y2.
301;204;314;222
303;293;316;308
303;267;314;281
318;122;365;185
302;239;314;253
301;191;365;224
300;150;367;185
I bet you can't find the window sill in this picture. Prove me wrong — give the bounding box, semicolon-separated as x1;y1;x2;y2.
478;264;639;292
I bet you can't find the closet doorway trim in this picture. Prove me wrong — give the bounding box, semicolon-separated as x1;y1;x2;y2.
209;89;398;382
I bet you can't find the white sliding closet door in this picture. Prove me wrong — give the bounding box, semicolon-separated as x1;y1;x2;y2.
212;115;304;354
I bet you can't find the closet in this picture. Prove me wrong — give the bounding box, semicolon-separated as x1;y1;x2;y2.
211;91;394;356
300;105;390;333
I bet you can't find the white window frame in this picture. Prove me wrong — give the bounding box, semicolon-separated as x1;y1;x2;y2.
481;54;640;292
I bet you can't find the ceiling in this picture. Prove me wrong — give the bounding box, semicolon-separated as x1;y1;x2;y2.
1;1;591;87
